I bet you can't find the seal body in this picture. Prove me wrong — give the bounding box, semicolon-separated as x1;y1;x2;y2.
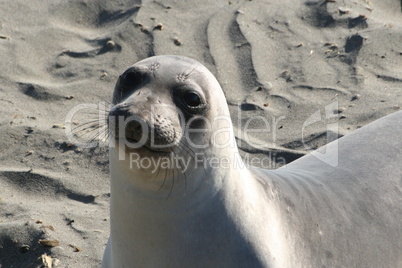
102;55;402;268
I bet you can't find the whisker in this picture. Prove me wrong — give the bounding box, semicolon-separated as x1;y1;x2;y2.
71;119;106;132
73;123;102;136
175;150;187;191
72;125;104;142
175;138;195;158
166;148;175;198
157;161;169;193
64;98;110;169
179;139;198;157
177;139;208;180
97;126;110;142
83;129;103;147
152;160;162;182
77;110;107;115
186;63;200;78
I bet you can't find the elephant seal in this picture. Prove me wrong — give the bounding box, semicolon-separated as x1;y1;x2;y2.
102;55;402;267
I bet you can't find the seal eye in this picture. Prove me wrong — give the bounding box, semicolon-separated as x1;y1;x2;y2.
183;92;202;108
120;71;143;91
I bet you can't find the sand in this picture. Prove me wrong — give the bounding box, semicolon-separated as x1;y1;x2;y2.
0;0;401;267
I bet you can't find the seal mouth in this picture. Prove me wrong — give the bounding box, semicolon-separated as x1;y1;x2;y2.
109;116;175;155
119;136;173;155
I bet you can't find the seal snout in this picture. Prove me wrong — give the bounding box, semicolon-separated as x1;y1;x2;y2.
108;103;178;152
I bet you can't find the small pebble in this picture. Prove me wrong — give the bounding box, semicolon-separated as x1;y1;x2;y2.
101;72;108;79
338;8;350;15
39;239;60;247
69;244;82;252
174;38;182;46
266;82;273;90
52;124;66;129
134;22;143;28
351;94;360;101
333;107;346;114
38;254;54;267
141;27;150;33
41;225;55;232
106;40;115;49
154;23;163;30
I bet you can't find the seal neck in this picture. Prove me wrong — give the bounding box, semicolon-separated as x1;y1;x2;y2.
108;144;248;215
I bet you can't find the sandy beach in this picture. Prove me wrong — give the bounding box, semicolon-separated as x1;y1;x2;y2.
0;0;401;267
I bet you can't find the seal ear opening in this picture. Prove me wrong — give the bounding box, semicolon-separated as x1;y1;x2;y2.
119;70;143;92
